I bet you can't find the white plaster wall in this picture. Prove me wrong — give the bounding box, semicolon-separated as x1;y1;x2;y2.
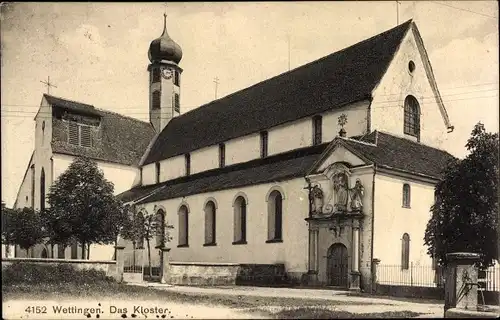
13;155;34;210
137;177;311;273
268;118;312;156
225;133;261;166
322;101;370;142
142;163;156;185
370;26;449;149
191;145;219;174
160;155;186;181
52;154;139;196
372;173;435;267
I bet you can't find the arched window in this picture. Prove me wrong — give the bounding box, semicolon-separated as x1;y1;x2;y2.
233;196;247;244
204;201;217;245
155;209;165;248
178;205;189;247
267;190;283;242
40;167;46;211
31;165;35;208
404;96;420;138
401;233;410;270
402;183;411;208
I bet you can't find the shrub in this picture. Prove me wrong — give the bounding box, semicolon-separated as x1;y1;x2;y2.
2;262;116;286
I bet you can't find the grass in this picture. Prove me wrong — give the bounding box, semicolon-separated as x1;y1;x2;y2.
274;308;424;319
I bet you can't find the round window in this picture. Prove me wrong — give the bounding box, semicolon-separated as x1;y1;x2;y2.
408;61;416;73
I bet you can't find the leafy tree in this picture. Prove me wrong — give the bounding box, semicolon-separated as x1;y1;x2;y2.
1;206;46;257
121;208;173;277
45;156;126;259
424;123;499;268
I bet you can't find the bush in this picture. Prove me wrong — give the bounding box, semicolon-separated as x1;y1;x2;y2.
2;262;116;286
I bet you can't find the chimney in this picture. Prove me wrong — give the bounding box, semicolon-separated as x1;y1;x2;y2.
339;128;346;138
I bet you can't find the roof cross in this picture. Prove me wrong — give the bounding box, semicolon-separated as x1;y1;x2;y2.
40;76;57;95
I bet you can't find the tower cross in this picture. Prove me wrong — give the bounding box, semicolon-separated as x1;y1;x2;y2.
40;76;57;95
396;1;401;25
213;77;220;99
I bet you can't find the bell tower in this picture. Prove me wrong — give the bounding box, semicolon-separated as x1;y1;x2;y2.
147;14;183;133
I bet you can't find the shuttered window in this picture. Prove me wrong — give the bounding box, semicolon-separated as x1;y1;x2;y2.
68;121;92;147
68;122;79;145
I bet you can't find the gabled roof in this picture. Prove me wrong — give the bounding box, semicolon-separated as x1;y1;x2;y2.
338;131;456;179
46;95;156;166
142;20;414;165
117;142;329;204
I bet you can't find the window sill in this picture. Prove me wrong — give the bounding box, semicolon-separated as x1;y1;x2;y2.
177;244;189;248
203;243;217;247
232;240;247;245
402;206;411;209
265;239;283;243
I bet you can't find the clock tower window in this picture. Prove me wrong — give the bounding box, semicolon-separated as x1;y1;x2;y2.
152;91;161;110
174;70;180;86
174;93;180;113
152;68;161;83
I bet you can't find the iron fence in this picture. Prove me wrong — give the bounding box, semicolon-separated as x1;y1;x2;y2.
123;249;144;274
376;263;444;287
376;263;500;291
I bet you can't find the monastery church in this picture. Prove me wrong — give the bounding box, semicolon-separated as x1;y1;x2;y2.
12;17;456;290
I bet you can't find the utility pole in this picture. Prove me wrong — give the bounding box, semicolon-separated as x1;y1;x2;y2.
40;76;57;95
213;77;220;99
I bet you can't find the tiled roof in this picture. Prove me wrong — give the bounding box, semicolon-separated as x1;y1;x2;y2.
118;143;329;204
343;131;456;179
142;20;413;165
47;95;156;166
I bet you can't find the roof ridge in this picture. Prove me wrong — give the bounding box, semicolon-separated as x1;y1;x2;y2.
95;107;152;126
165;20;413;121
376;130;455;156
44;94;95;108
339;136;377;147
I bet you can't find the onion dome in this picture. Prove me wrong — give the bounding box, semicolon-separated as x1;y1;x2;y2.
148;14;183;64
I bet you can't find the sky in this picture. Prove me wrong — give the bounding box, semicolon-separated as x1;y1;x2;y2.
1;1;498;207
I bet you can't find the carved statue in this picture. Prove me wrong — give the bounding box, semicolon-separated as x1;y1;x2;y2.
310;185;324;214
333;173;349;211
349;179;365;211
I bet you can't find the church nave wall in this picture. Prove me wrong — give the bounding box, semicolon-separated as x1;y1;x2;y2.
137;177;311;275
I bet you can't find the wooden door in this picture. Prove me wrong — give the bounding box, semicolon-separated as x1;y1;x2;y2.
327;243;348;287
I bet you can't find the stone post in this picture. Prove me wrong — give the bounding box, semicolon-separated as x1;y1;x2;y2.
444;252;480;313
349;219;361;291
114;246;125;283
160;247;171;284
371;258;381;294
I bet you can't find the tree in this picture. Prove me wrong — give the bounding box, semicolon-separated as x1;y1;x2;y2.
424;123;499;268
121;208;173;277
44;156;126;259
1;206;46;257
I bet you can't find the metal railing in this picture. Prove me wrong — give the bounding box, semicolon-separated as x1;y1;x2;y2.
376;263;500;291
123;249;144;274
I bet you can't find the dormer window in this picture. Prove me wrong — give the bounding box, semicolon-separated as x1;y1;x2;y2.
68;121;91;147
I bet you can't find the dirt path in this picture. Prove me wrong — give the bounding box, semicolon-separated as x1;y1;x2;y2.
140;284;445;317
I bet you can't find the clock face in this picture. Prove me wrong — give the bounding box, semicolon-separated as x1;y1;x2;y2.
161;68;173;80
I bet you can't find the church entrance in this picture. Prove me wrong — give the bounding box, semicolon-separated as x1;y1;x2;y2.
327;243;348;288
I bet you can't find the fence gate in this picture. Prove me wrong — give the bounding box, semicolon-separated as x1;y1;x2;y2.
123;249;145;283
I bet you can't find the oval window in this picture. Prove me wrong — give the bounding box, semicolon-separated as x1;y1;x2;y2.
408;61;416;73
